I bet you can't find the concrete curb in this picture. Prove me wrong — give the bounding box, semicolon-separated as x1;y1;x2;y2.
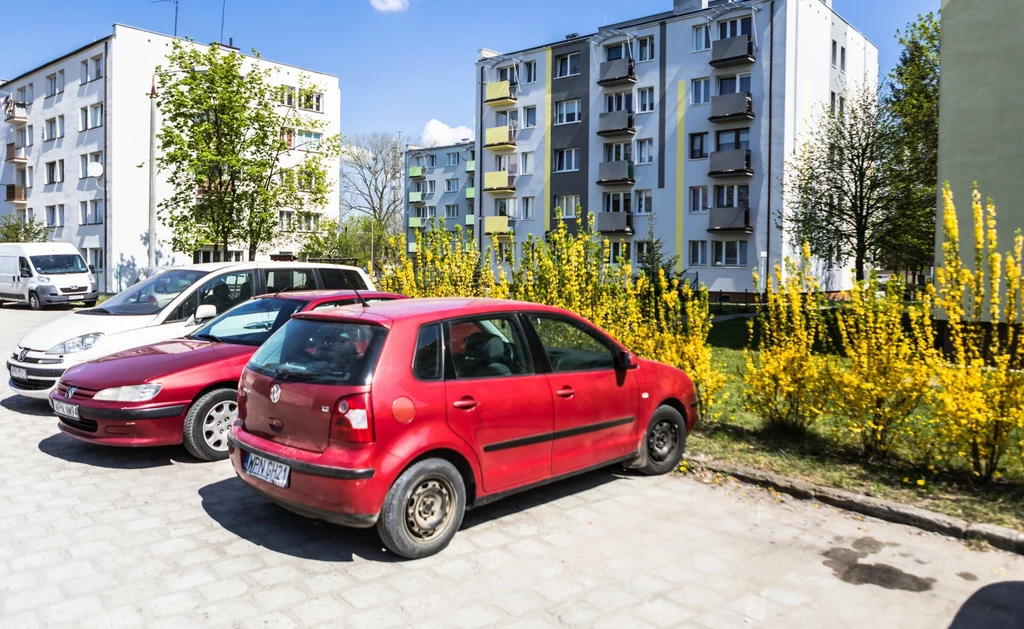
685;455;1024;556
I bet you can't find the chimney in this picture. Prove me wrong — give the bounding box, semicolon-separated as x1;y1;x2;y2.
674;0;709;14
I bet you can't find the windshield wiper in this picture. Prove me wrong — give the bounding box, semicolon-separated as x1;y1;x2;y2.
80;307;111;315
192;333;223;343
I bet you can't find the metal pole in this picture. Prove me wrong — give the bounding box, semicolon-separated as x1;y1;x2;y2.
148;75;158;270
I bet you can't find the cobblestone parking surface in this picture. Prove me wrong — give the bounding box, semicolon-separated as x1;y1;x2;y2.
1;305;1022;628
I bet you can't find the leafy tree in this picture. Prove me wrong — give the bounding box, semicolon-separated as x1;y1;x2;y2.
0;215;49;243
156;40;339;261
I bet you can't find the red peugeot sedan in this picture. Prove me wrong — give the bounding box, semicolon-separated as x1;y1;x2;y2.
50;290;406;461
228;298;697;559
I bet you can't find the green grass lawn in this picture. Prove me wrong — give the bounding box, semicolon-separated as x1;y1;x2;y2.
689;317;1024;531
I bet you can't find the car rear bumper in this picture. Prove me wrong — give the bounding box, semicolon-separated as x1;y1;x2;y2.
49;393;187;447
227;428;380;528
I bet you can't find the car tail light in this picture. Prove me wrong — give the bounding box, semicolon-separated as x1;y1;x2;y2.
237;385;249;423
330;393;375;443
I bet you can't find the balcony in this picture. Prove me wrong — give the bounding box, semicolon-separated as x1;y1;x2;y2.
596;160;635;186
409;217;425;229
408;166;426;178
5;143;27;164
597;212;634;234
5;185;28;204
483;170;516;193
484;81;518;107
484;125;517;151
708;149;753;178
483;216;510;235
709;92;754;123
708;207;753;233
597;58;636;87
465;160;475;173
409;191;425;203
711;35;756;68
4;102;28;124
597;110;636;137
466;214;475;226
465;187;475;200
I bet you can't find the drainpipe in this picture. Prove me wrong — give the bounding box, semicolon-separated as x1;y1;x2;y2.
765;0;775;299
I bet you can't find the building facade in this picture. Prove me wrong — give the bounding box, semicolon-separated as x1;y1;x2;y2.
1;24;341;292
471;0;877;296
404;141;476;250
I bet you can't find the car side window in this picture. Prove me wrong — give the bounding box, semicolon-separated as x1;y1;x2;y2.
198;271;254;315
447;316;532;379
413;324;443;380
528;315;615;373
18;257;31;276
264;268;315;293
319;268;367;290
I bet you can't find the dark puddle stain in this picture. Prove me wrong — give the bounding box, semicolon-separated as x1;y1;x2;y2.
822;537;935;593
957;572;978;582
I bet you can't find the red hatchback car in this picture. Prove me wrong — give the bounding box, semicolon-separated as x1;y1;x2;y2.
50;290;405;460
229;298;698;559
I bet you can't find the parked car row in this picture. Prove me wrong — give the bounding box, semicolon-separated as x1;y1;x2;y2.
9;261;698;559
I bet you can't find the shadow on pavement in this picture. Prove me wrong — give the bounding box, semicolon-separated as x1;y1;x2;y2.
37;433;199;469
948;581;1024;629
2;394;55;417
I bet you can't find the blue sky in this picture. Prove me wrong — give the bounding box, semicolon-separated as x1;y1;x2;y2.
1;0;937;142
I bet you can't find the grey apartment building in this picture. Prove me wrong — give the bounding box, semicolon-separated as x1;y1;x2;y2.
466;0;877;295
404;141;476;250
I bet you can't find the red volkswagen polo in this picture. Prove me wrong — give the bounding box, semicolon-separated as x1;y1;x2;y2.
228;298;698;559
50;290;406;460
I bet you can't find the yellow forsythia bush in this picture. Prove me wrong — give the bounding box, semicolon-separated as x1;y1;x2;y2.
743;243;827;433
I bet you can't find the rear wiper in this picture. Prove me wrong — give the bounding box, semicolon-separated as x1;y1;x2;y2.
273;365;307;380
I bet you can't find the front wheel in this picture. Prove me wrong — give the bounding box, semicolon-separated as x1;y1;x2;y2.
28;291;41;310
377;458;466;560
182;388;238;461
637;405;687;476
82;300;97;308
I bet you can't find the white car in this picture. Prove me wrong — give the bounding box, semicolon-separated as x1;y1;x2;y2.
7;261;374;399
0;242;99;310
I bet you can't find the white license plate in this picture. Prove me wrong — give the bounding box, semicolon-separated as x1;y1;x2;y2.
52;400;80;420
244;452;290;488
10;367;27;379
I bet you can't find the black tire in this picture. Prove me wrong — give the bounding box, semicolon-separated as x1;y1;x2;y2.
377;458;466;560
182;388;238;461
82;300;97;308
28;291;41;310
637;405;687;476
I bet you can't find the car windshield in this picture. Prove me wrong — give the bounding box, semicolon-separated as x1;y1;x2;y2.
30;254;88;275
248;319;387;386
85;269;210;316
191;297;306;347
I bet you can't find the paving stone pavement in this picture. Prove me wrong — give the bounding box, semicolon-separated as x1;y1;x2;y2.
1;305;1023;628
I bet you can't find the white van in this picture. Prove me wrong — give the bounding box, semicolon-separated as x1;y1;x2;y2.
0;243;99;310
7;261;375;398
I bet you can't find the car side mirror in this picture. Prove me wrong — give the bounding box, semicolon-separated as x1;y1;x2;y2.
20;269;32;278
194;304;217;322
88;264;96;273
617;350;639;370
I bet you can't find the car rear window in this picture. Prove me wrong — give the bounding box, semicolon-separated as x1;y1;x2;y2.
248;319;387;386
319;268;368;290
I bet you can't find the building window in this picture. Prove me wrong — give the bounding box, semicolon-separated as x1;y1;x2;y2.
445;204;459;218
426;205;437;218
80;58;102;84
45;160;65;185
607;90;633;113
93;56;103;80
427;154;437;168
299;91;324;113
692;78;711;105
555;194;580;218
495;197;517;218
497;64;518;84
520;152;534;175
279;86;296;106
44;118;58;141
445;178;459;192
80;155;89;178
635;241;651;265
447;152;460;166
608;241;630;264
840;46;847;72
26;166;33;188
637;87;655;113
604;141;631;162
839;96;846;118
690;186;709;213
524;61;537;84
716;128;750;151
294;130;323;151
554;148;580;173
831;91;837;115
832;40;838;67
636;190;653;215
88;248;103;271
720;17;752;39
496;242;513;265
638;36;655;62
718;73;751;95
603;191;632;213
693;24;711;51
45;205;64;227
555;99;582;125
689;133;708;159
712;240;748;267
554;52;581;78
636;139;654;164
715;184;750;208
521;196;535;220
606;41;631;62
427;180;436;194
80;199;104;224
689;240;708;266
90;103;103;129
45;71;64;98
523;106;537;128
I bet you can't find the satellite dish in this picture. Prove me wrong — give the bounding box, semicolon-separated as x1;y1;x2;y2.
87;162;104;178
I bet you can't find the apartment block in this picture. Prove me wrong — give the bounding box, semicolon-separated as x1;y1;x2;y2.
1;24;341;292
404;141;477;251
472;0;877;295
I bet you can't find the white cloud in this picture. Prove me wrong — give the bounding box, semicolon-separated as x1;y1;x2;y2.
421;119;474;147
370;0;409;12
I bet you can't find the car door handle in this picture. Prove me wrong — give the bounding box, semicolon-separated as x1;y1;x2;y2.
556;387;575;398
453;397;478;410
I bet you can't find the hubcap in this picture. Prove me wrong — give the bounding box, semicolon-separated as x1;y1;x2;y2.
405;477;455;542
202;401;237;451
648;420;678;464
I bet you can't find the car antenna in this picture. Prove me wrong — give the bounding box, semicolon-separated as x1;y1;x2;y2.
352;283;369;308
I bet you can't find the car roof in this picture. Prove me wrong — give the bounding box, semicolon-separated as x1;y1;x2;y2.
293;297;570;326
253;290;406;304
154;261;368;273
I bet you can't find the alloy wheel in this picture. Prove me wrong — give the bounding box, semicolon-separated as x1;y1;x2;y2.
202;400;237;451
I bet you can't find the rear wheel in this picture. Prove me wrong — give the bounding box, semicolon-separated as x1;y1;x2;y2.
377;458;466;559
182;388;237;461
28;292;41;310
637;405;687;476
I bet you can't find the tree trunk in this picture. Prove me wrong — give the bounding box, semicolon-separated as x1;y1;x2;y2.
855;247;866;282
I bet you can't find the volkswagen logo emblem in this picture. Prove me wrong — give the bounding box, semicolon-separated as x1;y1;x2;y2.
66;386;77;399
269;384;281;404
18;348;28;362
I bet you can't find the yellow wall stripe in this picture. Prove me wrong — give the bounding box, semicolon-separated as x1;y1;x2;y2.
544;48;553;233
675;81;686;273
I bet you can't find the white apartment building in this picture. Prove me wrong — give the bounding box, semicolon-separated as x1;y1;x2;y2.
1;24;341;292
404;141;477;249
472;0;878;296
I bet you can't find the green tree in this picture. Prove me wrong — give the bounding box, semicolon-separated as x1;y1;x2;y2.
156;40;339;261
0;215;49;243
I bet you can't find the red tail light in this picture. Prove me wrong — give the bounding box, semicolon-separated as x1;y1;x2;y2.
330;392;375;443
